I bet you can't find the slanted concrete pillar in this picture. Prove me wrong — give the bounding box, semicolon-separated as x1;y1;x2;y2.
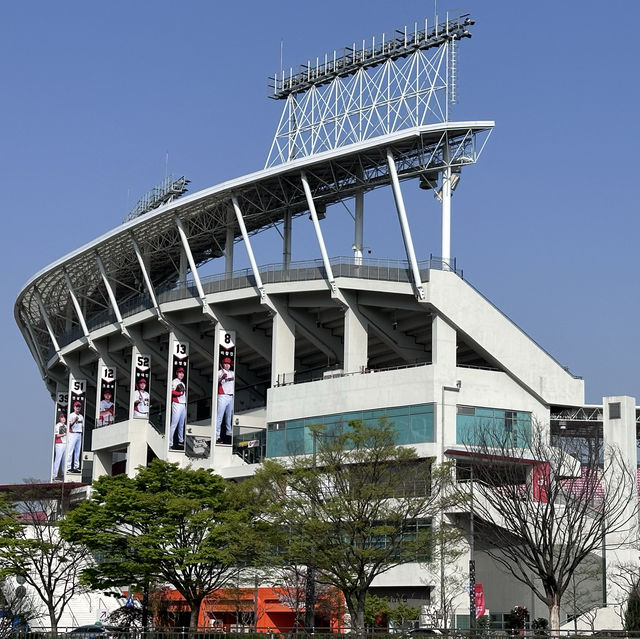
343;303;368;374
271;305;296;386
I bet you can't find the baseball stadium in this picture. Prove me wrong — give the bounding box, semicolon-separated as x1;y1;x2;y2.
14;11;640;631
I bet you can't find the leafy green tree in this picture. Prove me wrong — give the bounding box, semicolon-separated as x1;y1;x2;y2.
0;488;89;631
250;419;452;638
60;460;258;629
389;602;420;630
364;594;391;629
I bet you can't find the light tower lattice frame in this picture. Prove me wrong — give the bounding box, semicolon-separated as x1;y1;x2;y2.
266;13;473;168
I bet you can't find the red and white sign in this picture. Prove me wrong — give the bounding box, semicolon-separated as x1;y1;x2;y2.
474;584;485;619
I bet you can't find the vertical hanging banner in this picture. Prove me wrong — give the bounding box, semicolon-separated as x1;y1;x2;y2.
168;339;189;451
132;350;151;420
215;328;236;445
51;385;68;481
474;584;485;619
97;363;116;427
67;376;86;476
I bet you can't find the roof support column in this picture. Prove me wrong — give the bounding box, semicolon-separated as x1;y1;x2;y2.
21;314;47;376
231;196;265;300
283;209;292;272
353;188;364;266
130;235;162;318
441;137;452;269
175;217;216;319
270;299;296;387
33;288;66;366
386;149;425;300
301;171;336;295
63;271;96;352
95;253;130;338
225;206;234;279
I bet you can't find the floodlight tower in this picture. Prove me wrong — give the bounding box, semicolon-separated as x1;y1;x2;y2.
265;13;483;267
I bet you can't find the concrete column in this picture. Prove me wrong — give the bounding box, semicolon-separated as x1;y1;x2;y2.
92;450;111;480
271;307;296;387
126;437;148;477
432;314;456;372
432;315;458;455
602;394;639;603
343;306;367;373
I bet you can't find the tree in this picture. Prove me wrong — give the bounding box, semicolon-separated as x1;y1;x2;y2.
625;581;640;632
61;460;258;629
0;487;89;631
0;580;44;637
456;421;637;631
430;520;468;630
250;419;453;638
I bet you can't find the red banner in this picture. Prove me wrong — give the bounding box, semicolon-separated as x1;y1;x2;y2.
475;584;485;619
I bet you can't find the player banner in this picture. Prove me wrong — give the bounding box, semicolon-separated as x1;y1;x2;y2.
168;339;189;451
67;376;86;476
215;328;236;445
51;385;68;481
97;363;116;427
132;351;151;420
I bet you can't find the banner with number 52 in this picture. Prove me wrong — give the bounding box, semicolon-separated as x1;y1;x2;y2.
132;350;151;420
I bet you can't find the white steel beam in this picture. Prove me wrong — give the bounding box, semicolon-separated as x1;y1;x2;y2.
34;288;66;366
21;316;48;378
175;217;210;309
386;149;425;300
130;235;162;318
63;271;97;352
225;206;234;279
95;252;130;339
441;139;452;267
231;196;265;300
300;171;337;295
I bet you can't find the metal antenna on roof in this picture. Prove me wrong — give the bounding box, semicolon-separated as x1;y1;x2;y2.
280;39;284;74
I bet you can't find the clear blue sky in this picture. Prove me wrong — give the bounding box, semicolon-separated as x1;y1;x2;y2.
2;1;638;483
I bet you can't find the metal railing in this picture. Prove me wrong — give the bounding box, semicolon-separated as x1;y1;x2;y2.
54;256;460;350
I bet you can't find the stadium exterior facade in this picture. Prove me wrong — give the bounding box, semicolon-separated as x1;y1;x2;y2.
14;14;639;630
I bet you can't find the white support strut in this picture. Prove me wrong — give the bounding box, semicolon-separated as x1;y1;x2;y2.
441;139;452;268
231;196;265;300
386;149;425;300
130;235;162;318
300;171;337;295
63;271;96;351
174;217;209;306
95;252;128;334
33;288;66;365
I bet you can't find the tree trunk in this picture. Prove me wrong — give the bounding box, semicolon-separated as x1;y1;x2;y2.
48;605;57;633
549;594;561;636
189;599;202;630
142;581;150;631
353;591;367;639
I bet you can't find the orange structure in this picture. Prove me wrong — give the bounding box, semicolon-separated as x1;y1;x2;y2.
158;586;344;633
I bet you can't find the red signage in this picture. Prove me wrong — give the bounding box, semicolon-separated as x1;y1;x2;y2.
474;584;485;618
